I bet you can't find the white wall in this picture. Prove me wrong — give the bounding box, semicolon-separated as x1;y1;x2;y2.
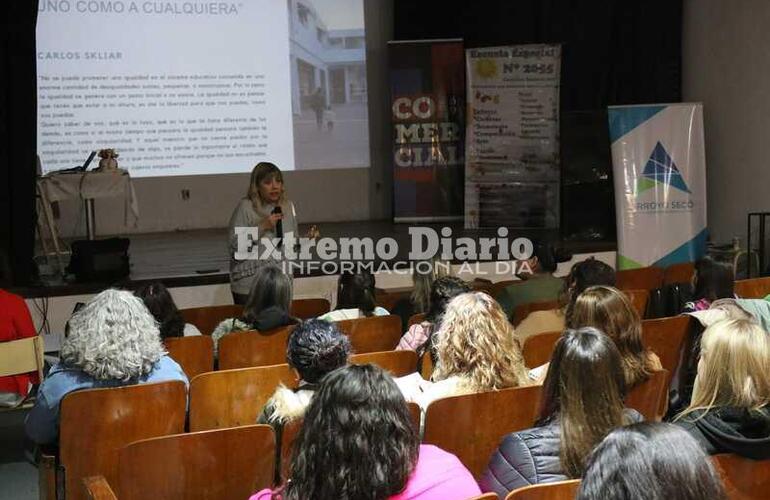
52;0;394;238
682;0;770;246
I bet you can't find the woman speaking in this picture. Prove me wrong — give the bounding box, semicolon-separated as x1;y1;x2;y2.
228;162;316;305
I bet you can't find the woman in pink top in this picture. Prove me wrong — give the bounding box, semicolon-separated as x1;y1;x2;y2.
250;364;480;500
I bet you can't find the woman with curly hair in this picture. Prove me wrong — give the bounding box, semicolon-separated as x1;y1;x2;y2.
250;364;480;500
257;319;351;473
25;289;188;445
412;292;530;409
396;276;471;358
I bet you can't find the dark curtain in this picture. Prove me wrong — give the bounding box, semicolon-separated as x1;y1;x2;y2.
394;0;682;242
0;1;38;286
393;0;682;109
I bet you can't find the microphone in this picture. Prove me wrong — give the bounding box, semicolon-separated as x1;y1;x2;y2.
272;206;283;248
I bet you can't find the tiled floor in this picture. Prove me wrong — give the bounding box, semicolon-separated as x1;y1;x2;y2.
0;410;37;500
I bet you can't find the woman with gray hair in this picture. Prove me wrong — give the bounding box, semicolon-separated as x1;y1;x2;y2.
25;289;188;445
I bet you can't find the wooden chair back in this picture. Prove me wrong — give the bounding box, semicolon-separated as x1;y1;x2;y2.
641;315;692;379
375;289;411;312
83;476;117;500
337;315;402;353
408;312;426;327
469;494;499;500
218;325;296;370
180;305;243;336
616;266;664;291
163;336;214;379
189;364;296;432
0;335;44;379
623;289;649;319
290;298;330;319
504;479;581;500
522;330;562;369
712;453;770;500
513;300;560;326
420;353;435;380
117;425;275;500
350;350;418;377
625;369;669;421
734;276;770;299
422;385;543;478
663;262;695;285
60;381;187;500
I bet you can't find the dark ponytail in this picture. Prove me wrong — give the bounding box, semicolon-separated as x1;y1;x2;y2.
336;271;377;316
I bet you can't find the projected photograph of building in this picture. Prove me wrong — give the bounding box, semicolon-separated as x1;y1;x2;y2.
288;0;370;169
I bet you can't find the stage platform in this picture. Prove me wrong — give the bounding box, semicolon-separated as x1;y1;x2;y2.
17;220;616;298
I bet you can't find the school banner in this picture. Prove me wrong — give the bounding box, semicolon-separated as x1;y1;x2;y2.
465;45;561;228
388;39;465;222
608;103;707;269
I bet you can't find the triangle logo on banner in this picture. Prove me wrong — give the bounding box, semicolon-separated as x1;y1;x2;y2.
636;141;691;194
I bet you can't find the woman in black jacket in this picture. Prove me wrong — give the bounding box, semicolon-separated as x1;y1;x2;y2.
675;318;770;459
479;327;642;497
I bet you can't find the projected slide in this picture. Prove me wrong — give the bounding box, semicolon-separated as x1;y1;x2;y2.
36;0;369;176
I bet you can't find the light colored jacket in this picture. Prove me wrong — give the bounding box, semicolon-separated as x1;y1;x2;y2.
318;307;390;322
228;197;298;295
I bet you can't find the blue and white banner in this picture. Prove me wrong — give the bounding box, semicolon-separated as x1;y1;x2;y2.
608;103;707;269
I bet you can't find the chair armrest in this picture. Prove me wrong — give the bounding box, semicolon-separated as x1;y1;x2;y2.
83;476;118;500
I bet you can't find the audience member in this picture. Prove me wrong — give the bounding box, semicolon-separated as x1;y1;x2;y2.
480;327;641;496
212;264;297;354
683;257;734;312
258;320;350;453
135;282;201;339
675;319;770;459
496;242;563;320
391;259;450;331
0;289;39;407
228;162;298;305
411;292;529;409
515;258;615;342
396;276;470;360
562;286;661;388
25;289;188;444
319;270;389;321
577;423;726;500
251;364;481;500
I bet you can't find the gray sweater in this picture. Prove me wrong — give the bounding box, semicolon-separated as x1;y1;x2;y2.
228;197;297;295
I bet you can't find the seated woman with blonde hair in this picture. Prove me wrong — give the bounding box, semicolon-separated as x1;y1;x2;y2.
675;318;770;459
403;292;530;409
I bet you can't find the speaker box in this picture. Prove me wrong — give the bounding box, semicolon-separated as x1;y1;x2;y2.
67;238;130;283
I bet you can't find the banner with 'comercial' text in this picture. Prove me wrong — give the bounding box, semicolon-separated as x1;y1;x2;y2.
608;103;707;269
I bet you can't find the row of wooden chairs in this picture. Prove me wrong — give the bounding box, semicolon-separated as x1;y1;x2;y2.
163;314;404;378
521;315;691;376
81;444;770;500
49;344;671;500
179;298;331;336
